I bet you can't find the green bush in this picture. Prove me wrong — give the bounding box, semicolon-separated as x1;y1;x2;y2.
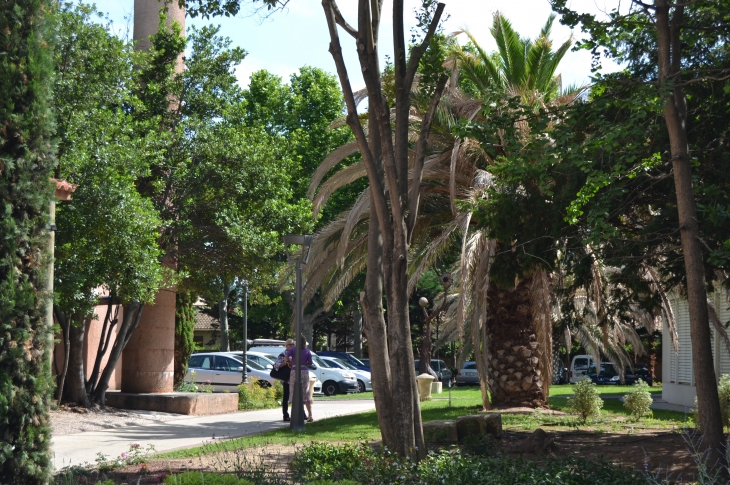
718;374;730;429
238;378;279;410
164;471;254;485
567;378;604;422
623;379;653;420
290;441;643;485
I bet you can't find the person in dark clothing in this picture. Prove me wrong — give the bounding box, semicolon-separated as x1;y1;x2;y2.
273;339;294;421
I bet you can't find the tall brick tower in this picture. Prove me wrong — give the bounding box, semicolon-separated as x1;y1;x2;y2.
122;0;185;394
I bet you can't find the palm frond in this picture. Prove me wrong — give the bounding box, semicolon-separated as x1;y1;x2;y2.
308;141;360;200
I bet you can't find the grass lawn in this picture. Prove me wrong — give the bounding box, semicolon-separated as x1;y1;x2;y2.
159;384;687;459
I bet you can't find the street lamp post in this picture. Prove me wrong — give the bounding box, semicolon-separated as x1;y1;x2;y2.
283;234;313;432
241;280;248;385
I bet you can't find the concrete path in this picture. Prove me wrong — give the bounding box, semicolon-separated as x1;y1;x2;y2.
51;399;376;469
599;393;695;413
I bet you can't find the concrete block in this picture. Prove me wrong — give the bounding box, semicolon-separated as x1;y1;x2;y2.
105;392;238;415
456;413;502;440
423;419;458;443
431;382;443;394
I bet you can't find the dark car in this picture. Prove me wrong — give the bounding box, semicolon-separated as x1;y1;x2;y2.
455;361;479;386
316;351;370;371
587;363;654;386
587;363;620;385
414;359;453;387
625;364;653;386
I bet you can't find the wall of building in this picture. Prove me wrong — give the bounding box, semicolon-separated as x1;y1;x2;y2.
662;288;730;407
52;301;123;391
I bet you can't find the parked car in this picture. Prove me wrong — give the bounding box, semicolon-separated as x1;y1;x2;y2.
225;351;277;370
186;353;275;392
626;364;653;386
587;362;654;386
310;353;359;396
360;358;370;367
455;361;479;386
316;351;370;371
414;359;453;387
321;356;372;392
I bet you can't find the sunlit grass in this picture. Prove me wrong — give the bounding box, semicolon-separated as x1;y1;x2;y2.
159;384;680;459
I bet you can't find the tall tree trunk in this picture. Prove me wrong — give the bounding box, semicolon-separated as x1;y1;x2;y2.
655;0;725;471
86;298;118;396
91;302;145;404
54;307;71;406
353;306;363;358
219;281;231;351
66;318;89;407
486;277;547;407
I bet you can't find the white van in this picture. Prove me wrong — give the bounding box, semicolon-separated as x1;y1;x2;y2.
569;355;593;383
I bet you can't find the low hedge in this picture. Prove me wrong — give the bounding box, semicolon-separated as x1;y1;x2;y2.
291;442;644;485
164;471;254;484
238;378;283;410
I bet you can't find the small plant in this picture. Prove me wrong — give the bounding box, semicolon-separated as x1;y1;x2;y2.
718;374;730;429
567;378;604;422
238;378;279;410
164;471;254;484
623;379;653;421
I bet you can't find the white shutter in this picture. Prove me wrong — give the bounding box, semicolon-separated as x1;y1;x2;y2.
675;298;693;385
714;290;730;378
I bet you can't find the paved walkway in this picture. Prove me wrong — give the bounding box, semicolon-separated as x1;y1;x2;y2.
599;393;695;413
51;399;376;469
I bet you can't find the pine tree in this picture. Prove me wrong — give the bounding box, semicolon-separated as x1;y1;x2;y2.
0;0;56;482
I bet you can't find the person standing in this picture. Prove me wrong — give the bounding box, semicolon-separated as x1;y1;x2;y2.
273;339;294;421
286;335;314;422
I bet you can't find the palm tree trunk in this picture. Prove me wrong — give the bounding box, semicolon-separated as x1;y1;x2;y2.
487;276;548;407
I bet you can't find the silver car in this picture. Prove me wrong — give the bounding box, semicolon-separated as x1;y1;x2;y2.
185;352;275;392
455;361;479;386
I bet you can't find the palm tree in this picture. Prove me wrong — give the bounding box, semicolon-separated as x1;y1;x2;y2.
302;13;585;409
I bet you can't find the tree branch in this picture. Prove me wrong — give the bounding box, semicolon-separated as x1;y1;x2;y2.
405;3;446;88
406;73;449;240
322;0;391;234
331;0;358;38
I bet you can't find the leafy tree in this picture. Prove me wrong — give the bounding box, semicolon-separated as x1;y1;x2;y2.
0;0;56;481
166;26;313;351
52;3;165;406
550;0;730;470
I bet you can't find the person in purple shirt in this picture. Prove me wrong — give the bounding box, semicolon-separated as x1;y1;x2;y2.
285;335;314;422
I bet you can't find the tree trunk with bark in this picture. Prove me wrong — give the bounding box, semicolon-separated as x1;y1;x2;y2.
353;306;363;358
91;302;145;404
486;277;548;407
219;281;231;351
655;0;726;472
66;318;89;407
321;0;447;458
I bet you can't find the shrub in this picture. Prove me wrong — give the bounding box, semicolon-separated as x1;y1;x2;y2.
567;378;604;422
718;374;730;429
291;442;644;485
623;379;653;420
238;378;279;410
164;472;254;484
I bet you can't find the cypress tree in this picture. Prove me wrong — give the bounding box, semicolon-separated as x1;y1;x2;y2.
0;0;56;482
174;292;196;389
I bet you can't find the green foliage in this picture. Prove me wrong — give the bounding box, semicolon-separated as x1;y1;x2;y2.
623;379;653;421
53;2;165;318
291;441;644;484
237;378;279;410
567;379;603;422
716;374;730;430
164;472;254;485
175;292;197;389
0;0;56;481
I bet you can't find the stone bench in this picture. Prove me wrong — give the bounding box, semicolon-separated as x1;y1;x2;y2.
105;392;239;415
423;413;502;443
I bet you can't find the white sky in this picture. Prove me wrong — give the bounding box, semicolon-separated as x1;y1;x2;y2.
97;0;620;90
